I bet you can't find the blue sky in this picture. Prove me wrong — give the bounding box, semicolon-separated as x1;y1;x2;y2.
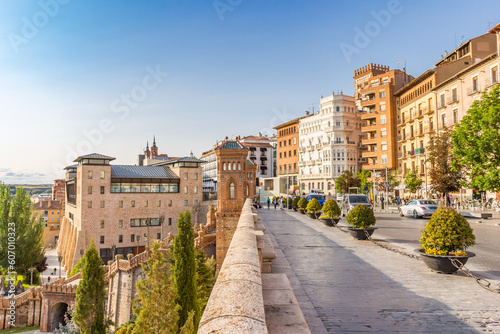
0;0;498;184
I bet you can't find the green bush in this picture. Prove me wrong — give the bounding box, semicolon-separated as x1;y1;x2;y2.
292;197;300;208
346;204;376;229
297;197;308;210
322;199;341;219
22;270;40;285
69;258;82;277
419;207;475;256
306;198;322;213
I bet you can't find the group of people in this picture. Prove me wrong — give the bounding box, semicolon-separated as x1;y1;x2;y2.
265;196;288;210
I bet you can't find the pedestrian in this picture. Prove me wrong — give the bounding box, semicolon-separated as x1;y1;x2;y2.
280;197;284;210
273;197;277;209
380;195;385;210
446;195;451;207
266;197;271;209
48;276;51;283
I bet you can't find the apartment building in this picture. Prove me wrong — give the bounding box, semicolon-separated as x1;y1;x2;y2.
239;135;274;179
354;64;413;178
52;179;66;202
58;153;204;271
274;116;305;195
298;93;362;196
32;199;64;247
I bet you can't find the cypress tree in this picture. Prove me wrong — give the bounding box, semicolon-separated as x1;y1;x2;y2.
73;240;107;334
173;211;200;330
195;248;216;314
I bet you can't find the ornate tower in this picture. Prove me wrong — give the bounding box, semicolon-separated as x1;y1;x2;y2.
144;141;150;159
215;139;257;269
151;136;158;157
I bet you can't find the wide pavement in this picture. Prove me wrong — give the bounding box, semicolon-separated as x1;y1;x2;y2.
259;207;500;333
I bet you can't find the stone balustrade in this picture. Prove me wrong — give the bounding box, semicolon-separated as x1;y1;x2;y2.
198;199;268;333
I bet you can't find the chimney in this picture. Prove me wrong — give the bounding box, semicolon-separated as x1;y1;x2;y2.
305;111;310;115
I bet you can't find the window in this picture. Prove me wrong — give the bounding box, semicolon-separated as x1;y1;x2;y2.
131;234;135;242
184;173;188;180
380;116;386;124
430;118;434;131
194;186;198;194
184;186;188;194
492;66;498;84
451;87;457;102
131;200;135;207
222;162;226;170
184;200;188;206
439;94;445;108
380;102;386;111
293;138;297;145
88;201;92;208
284;152;287;158
381;143;387;151
227;163;231;171
100;220;105;228
238;162;241;170
100;200;105;208
119;219;123;228
453;109;458;124
88;186;92;194
379;90;386;98
168;218;172;226
157;200;161;207
279;152;282;159
100;171;105;179
381;155;388;164
294;150;297;156
100;236;104;244
100;186;105;194
232;162;236;170
229;183;235;199
194;199;199;206
472;76;478;93
88;171;92;179
381;129;387;138
441;113;446;128
119;200;123;208
194;173;198;180
157;233;161;240
288;139;291;146
168;200;172;207
118;235;123;243
144;200;148;207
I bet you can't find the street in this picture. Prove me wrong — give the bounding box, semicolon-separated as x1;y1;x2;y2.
351;212;500;281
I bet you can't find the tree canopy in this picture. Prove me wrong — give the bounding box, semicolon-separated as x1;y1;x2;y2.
452;85;500;192
356;168;373;194
335;170;360;194
404;168;422;194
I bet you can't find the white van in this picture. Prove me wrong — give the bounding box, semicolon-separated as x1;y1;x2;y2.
341;194;372;216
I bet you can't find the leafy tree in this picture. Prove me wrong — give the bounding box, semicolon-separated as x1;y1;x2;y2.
375;169;400;192
69;258;82;277
132;242;179;334
335;170;360;194
0;184;45;275
73;241;108;334
173;211;200;331
452;85;500;192
195;248;216;314
427;128;463;197
356;169;373;194
404;168;422;194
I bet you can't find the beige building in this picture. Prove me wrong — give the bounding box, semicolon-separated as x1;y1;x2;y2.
57;153;203;272
32;200;64;247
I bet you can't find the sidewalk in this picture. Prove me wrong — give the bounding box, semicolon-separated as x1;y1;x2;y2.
260;208;500;333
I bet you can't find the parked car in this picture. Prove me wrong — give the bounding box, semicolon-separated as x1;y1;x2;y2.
304;194;326;206
399;199;439;218
341;194;372;216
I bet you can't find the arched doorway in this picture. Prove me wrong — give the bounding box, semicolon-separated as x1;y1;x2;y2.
51;302;69;330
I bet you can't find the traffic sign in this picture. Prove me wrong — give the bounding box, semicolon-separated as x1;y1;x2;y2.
385;182;390;187
363;186;369;191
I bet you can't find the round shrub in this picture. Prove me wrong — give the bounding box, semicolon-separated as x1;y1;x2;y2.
306;198;322;213
322;199;341;219
346;204;376;229
419;207;475;256
292;197;300;208
297;197;308;210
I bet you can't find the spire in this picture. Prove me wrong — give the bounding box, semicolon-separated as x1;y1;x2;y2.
146;141;150;151
152;135;157;148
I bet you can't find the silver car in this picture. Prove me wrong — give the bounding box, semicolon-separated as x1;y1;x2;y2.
341;194;373;216
399;199;439;218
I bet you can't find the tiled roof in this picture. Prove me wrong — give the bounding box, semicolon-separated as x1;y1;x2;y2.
74;153;116;162
33;200;63;210
64;164;78;170
247;160;256;165
111;165;178;179
217;141;244;150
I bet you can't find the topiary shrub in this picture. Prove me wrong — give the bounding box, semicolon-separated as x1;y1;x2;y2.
69;258;82;278
297;197;308;210
292;197;300;208
322;199;341;219
306;198;322;213
346;204;376;229
419;207;475;256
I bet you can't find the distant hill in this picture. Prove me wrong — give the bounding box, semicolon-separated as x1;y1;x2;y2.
9;184;52;196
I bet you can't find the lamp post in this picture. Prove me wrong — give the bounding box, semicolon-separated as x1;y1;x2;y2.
57;255;63;279
111;245;116;262
29;266;35;286
146;219;152;248
136;235;141;255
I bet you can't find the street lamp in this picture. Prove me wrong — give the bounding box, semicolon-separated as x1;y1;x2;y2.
111;245;116;262
136;235;141;255
146;219;152;247
29;266;35;286
57;255;63;279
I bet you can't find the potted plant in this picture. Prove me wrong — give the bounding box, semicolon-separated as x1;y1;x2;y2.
306;198;322;219
346;204;376;240
292;197;300;212
297;197;308;214
287;197;293;210
320;199;341;226
417;207;476;274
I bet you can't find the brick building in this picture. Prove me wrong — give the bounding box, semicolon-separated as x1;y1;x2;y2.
214;140;257;269
57;153;204;272
52;179;65;202
32;200;64;247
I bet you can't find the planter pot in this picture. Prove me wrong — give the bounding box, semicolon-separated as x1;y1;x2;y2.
416;249;476;274
299;209;306;214
347;227;376;240
292;207;297;212
320;218;334;226
307;212;318;219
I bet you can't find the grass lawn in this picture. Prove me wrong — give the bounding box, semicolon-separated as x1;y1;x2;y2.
0;326;40;333
0;275;39;290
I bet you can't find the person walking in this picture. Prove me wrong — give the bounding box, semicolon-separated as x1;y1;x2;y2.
380;195;385;210
280;197;284;210
266;197;271;209
273;197;278;209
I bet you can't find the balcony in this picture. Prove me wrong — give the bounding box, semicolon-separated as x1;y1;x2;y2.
467;86;481;95
306;145;314;151
437;101;446;110
362;123;377;132
485;77;498;88
331;141;345;145
424;107;434;115
298;147;306;153
447;97;459;105
347;140;356;145
307;160;315;166
298;161;306;167
315;158;322;164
